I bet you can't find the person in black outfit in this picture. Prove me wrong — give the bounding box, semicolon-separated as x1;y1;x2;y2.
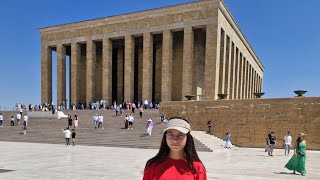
207;120;212;134
269;132;277;156
72;129;76;146
68;114;73;128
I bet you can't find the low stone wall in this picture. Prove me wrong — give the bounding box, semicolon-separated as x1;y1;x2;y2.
160;97;320;150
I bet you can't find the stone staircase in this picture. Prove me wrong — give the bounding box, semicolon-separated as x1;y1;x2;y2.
191;131;237;151
0;109;211;152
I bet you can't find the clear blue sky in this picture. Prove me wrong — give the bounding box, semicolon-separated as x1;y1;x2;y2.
0;0;319;109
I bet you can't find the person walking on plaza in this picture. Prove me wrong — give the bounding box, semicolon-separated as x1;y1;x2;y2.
285;133;307;176
74;115;78;129
93;114;98;129
10;116;15;126
283;131;292;156
22;114;28;134
71;129;76;146
131;103;136;113
62;127;71;146
0;113;3;127
224;132;232;149
269;132;277;156
16;112;21;125
265;133;271;154
98;113;104;129
146;118;153;136
143;117;207;179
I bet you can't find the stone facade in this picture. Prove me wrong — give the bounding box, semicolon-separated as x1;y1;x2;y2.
160;97;320;150
39;0;264;107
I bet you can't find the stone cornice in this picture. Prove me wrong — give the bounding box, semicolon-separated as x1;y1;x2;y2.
39;1;220;39
219;1;264;72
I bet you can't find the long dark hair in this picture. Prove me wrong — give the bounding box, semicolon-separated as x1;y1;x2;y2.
144;118;203;174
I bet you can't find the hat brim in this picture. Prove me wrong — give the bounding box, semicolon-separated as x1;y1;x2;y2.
163;127;189;134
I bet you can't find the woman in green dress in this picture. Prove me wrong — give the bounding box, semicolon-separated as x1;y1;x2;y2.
284;132;306;176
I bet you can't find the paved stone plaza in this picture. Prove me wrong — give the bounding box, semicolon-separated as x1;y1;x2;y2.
0;141;319;179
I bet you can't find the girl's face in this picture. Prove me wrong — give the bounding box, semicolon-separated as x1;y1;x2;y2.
166;129;187;152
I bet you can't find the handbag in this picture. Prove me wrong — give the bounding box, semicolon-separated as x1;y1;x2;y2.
298;151;305;156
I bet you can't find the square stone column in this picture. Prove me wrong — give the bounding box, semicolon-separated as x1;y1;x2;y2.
235;48;240;99
57;44;66;106
182;27;194;100
161;30;173;102
238;53;243;99
124;35;134;102
41;41;52;104
204;24;219;100
71;42;80;105
230;43;236;99
102;38;112;103
86;39;96;107
142;32;153;103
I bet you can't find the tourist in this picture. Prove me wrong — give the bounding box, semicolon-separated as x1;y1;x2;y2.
128;114;134;130
124;114;129;129
224;132;232;149
269;132;277;156
16;112;21;125
207;120;212;134
22;114;28;134
146;118;153;136
284;133;307;176
160;114;165;123
98;113;104;129
131;103;136;113
74;115;79;129
93;114;98;129
62;127;71;146
67;114;72;128
139;107;143;118
265;133;271;154
143;117;207;179
71;129;76;146
144;99;148;109
11;116;15;126
283;131;292;156
0;113;3;127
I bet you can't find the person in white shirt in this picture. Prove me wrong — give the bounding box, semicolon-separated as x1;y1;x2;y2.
146;118;153;136
98;114;104;129
16;113;21;125
144;100;148;109
128;114;134;130
62;127;71;146
283;131;292;156
0;113;3;127
93;114;98;129
22;114;28;134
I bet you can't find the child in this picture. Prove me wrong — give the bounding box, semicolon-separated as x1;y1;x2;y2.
143;117;207;179
71;129;76;146
224;132;232;149
11;116;15;126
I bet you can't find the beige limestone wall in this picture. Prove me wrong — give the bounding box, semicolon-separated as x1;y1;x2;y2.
160;97;320;150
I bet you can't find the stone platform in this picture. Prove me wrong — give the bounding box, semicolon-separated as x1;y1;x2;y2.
0;141;319;179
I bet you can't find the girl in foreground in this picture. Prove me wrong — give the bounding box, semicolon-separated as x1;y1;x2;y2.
143;117;207;180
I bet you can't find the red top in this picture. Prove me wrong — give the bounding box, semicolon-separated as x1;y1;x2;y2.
143;158;207;180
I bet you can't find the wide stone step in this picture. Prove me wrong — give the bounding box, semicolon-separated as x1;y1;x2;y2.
0;110;211;151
